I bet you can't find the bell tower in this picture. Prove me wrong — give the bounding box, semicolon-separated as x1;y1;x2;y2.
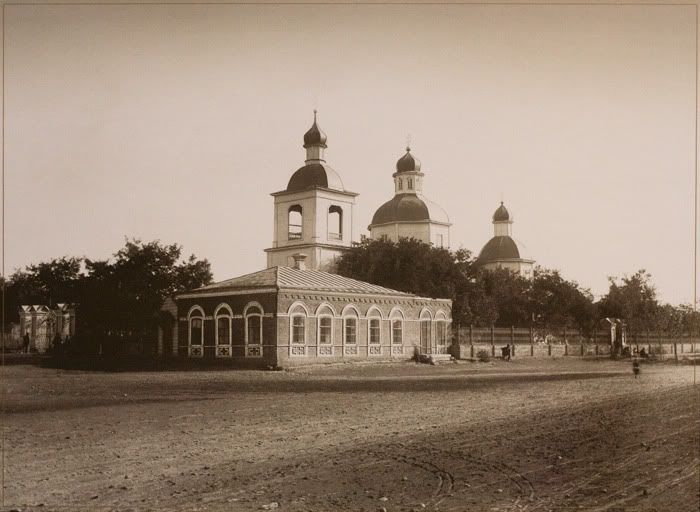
265;112;359;271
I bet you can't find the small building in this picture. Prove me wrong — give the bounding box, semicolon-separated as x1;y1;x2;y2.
159;255;452;366
19;304;76;353
368;146;451;248
476;202;534;278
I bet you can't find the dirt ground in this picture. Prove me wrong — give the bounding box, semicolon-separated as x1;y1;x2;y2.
2;358;699;511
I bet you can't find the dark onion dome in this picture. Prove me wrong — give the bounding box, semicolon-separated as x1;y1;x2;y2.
371;194;449;225
303;110;327;148
477;236;521;263
286;162;345;192
396;146;421;173
493;202;511;222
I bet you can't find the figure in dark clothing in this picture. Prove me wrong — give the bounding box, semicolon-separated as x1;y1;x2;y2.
640;347;648;359
22;332;30;354
501;345;511;361
632;358;641;379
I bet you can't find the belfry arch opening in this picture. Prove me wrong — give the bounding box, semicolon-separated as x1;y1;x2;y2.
288;205;303;240
328;205;343;240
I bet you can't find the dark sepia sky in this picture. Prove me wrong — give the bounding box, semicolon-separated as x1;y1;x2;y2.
2;3;697;305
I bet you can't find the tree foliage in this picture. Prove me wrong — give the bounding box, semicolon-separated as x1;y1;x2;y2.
2;239;212;344
335;238;696;334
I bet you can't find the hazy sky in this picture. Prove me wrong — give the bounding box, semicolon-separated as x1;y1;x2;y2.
3;3;697;305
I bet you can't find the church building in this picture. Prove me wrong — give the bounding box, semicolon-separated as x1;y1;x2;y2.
368;146;451;248
475;202;535;278
158;113;453;366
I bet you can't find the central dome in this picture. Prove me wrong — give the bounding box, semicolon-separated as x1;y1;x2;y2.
371;194;449;225
396;147;421;173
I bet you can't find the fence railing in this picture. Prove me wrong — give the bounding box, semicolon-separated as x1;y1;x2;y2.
452;325;699;360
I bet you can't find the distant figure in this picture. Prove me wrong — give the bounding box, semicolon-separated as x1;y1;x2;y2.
52;333;62;354
501;345;511;361
632;358;640;379
22;332;30;354
640;347;648;359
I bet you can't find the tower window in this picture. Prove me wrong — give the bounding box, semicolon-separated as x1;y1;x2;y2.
328;205;343;240
398;179;403;191
288;205;303;240
408;178;413;189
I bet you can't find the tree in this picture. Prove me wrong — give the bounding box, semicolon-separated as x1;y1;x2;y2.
529;267;596;333
598;269;659;335
2;239;212;349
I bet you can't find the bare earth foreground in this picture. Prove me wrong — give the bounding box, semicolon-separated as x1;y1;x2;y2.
2;359;699;512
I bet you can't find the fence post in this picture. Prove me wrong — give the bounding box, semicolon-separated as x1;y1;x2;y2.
510;326;515;358
491;325;495;357
564;326;568;356
469;325;474;359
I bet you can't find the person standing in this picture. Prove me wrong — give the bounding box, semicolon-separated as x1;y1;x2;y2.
632;358;641;379
22;332;30;354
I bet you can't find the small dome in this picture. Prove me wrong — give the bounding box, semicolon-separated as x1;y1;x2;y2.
396;146;421;173
493;202;511;222
370;194;449;225
303;110;327;148
286;163;344;192
477;236;521;263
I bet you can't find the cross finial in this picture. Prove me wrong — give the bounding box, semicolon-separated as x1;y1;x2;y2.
313;109;317;122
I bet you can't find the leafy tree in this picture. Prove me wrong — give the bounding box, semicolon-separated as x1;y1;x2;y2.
2;239;212;348
598;269;659;335
530;267;597;333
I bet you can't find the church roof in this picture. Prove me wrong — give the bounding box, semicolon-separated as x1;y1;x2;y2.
186;266;417;297
476;235;522;263
286;163;345;192
370;193;450;226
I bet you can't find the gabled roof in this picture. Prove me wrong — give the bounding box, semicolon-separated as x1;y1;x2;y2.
186;266;415;297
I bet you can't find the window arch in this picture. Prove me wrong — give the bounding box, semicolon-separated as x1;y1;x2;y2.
342;305;360;346
407;178;413;190
316;305;334;350
435;311;448;353
188;306;204;357
288;205;303;240
244;302;263;357
398;178;403;191
420;309;433;354
367;307;382;346
328;206;343;240
389;308;404;346
289;304;307;356
214;304;233;352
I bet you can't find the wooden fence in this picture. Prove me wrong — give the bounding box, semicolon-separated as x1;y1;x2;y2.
452;326;699;360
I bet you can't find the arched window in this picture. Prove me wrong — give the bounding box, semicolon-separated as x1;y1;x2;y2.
420;309;433;354
407;178;413;189
188;306;204;357
367;307;382;345
245;303;263;357
214;304;232;345
390;309;404;345
328;206;343;240
288;205;303;240
398;179;403;191
317;305;334;346
343;307;359;346
435;312;447;353
290;305;307;346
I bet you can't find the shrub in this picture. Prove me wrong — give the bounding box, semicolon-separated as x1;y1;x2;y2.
476;349;491;362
